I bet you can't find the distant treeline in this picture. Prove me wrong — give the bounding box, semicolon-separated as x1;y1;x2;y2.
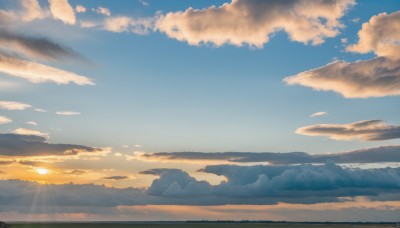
185;220;399;224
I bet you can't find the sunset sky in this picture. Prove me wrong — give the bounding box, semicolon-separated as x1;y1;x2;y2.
1;0;400;222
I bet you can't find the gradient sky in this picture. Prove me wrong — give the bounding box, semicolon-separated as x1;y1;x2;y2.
1;0;400;222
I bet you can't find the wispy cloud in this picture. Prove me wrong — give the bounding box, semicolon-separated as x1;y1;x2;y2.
0;116;12;124
56;111;80;116
137;145;400;164
0;133;105;157
25;121;38;126
93;7;111;17
103;16;155;35
139;0;149;7
12;128;49;138
284;10;400;98
0;29;84;61
0;101;31;110
310;111;327;118
102;175;128;180
156;0;354;48
0;52;93;85
296;120;400;141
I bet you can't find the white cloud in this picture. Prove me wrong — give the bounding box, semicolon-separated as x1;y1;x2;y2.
310;111;327;118
20;0;48;22
75;5;86;13
56;111;80;116
284;10;400;98
93;7;111;17
0;101;31;110
0;52;93;85
26;121;38;126
48;0;76;25
13;128;49;138
0;116;12;124
347;11;400;60
103;16;154;35
34;108;47;112
80;20;97;28
156;0;354;48
296;120;400;141
139;0;149;7
284;57;400;98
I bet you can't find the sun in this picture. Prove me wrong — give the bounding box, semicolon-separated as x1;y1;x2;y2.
36;168;49;175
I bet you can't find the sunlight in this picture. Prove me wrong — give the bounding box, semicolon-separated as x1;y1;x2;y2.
36;168;49;175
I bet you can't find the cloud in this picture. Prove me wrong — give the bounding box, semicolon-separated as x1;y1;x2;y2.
63;170;86;175
93;7;111;17
103;16;155;35
20;0;48;22
156;0;354;48
0;133;103;156
346;11;400;60
0;101;31;110
0;116;12;124
284;10;400;98
56;111;80;116
25;121;38;126
136;144;400;164
0;52;93;85
284;57;400;98
141;169;212;197
139;0;149;7
310;111;327;118
296;120;400;141
48;0;76;25
75;5;86;13
0;29;84;61
102;176;128;180
12;128;49;138
0;162;399;216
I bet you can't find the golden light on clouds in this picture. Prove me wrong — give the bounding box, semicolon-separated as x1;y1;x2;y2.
36;168;49;175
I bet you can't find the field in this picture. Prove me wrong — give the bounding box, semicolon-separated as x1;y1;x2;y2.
9;223;400;228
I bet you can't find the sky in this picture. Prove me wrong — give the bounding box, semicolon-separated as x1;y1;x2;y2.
0;0;400;222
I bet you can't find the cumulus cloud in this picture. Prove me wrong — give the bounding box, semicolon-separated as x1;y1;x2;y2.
141;169;212;197
93;7;111;17
310;111;327;118
296;120;400;141
48;0;76;25
137;145;400;165
0;101;31;110
0;162;399;217
103;16;155;35
56;111;80;116
0;116;12;124
0;133;103;156
75;5;86;13
156;0;354;48
347;11;400;60
0;52;93;85
284;10;400;98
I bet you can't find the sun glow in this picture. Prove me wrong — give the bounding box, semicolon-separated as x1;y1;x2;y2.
36;168;49;175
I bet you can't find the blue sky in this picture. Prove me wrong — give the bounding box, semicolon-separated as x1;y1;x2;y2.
1;0;400;222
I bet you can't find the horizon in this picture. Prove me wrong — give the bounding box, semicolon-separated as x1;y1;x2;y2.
0;0;400;222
